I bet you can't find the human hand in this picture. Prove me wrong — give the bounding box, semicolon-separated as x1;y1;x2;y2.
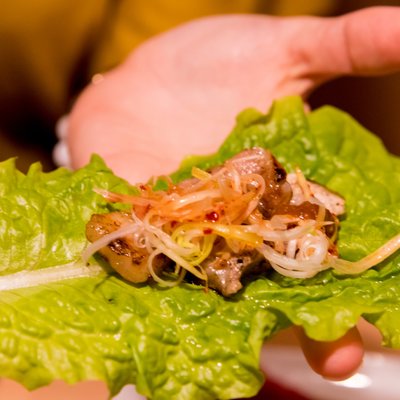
67;6;400;380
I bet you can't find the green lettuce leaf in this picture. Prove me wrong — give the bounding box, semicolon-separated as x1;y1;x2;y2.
1;96;400;399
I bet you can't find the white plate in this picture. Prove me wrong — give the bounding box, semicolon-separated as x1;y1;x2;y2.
113;385;145;400
260;345;400;400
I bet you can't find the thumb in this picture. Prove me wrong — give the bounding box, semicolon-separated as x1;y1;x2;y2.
293;6;400;84
295;326;364;380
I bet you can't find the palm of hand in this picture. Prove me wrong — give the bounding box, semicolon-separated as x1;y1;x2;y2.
69;8;399;183
68;15;342;182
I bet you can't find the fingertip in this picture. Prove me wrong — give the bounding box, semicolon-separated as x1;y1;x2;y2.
295;326;364;380
319;330;364;380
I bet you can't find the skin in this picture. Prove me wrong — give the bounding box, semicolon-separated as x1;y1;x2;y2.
67;6;400;383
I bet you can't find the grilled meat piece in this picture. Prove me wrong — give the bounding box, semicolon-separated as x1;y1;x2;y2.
202;240;265;296
225;147;293;217
86;212;155;283
287;173;345;216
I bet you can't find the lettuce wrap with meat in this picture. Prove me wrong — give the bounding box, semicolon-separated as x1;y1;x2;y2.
0;96;400;399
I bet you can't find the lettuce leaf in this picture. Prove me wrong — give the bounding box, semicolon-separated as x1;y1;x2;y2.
1;96;400;399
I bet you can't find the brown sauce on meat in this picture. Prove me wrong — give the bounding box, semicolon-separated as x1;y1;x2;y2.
273;201;337;238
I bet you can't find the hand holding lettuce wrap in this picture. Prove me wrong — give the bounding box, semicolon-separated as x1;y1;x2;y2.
63;6;400;384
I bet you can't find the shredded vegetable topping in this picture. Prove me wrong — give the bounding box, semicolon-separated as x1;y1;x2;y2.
83;148;400;294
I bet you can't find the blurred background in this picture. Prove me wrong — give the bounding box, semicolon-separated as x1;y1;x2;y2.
0;1;399;399
0;0;399;173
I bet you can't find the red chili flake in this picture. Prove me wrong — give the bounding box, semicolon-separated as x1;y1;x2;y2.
205;211;219;222
170;220;178;228
203;228;213;235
